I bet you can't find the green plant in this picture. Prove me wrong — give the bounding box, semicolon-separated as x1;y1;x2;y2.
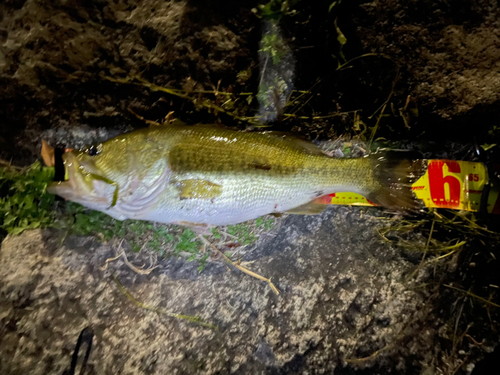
148;226;174;254
259;33;289;64
211;227;222;239
256;216;274;230
227;223;259;245
197;253;210;273
265;218;274;230
68;203;117;241
0;162;56;236
175;228;202;256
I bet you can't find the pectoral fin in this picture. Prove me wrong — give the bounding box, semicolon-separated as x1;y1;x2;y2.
285;200;328;215
177;179;222;200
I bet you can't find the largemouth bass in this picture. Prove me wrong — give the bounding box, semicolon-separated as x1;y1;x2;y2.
48;123;424;227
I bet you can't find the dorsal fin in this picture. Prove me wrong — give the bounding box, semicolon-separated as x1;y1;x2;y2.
262;131;327;156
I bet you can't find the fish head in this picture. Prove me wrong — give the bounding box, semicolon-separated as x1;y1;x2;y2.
47;142;129;211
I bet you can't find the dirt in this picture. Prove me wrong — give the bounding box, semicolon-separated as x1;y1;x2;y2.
0;0;259;163
350;0;500;141
1;0;500;374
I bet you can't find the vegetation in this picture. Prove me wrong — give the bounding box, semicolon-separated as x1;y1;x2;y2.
0;161;55;236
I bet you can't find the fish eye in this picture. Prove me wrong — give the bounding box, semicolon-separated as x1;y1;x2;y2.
87;144;101;156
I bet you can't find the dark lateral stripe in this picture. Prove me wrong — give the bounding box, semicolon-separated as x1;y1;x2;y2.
249;163;272;171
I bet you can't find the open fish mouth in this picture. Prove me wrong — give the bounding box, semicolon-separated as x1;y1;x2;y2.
47;151;116;207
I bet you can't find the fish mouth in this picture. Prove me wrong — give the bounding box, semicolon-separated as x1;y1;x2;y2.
47;151;109;205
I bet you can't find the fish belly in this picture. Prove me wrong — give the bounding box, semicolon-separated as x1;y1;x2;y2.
138;173;326;226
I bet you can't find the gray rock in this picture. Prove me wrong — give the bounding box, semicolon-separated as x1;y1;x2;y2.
0;207;453;374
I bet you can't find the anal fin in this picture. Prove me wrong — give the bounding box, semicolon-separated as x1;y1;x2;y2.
285;199;328;215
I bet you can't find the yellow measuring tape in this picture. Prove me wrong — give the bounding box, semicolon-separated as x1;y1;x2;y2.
328;160;500;214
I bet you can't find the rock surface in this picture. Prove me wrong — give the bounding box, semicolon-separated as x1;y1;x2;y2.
1;207;453;374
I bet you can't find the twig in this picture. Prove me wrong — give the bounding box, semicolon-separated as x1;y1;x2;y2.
112;274;217;330
198;235;280;295
432;242;466;260
407;219;435;280
0;159;22;170
452;300;465;354
444;285;500;308
217;230;238;240
465;334;485;347
100;252;124;271
104;75;260;125
127;107;161;126
344;344;393;365
368;64;400;146
336;53;396;72
101;239;160;274
282;109;362;120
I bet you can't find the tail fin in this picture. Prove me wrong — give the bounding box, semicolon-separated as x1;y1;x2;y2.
367;152;427;211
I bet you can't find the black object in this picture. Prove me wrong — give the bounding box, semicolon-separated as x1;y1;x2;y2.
475;141;492;214
62;326;94;375
87;145;98;156
54;147;65;182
